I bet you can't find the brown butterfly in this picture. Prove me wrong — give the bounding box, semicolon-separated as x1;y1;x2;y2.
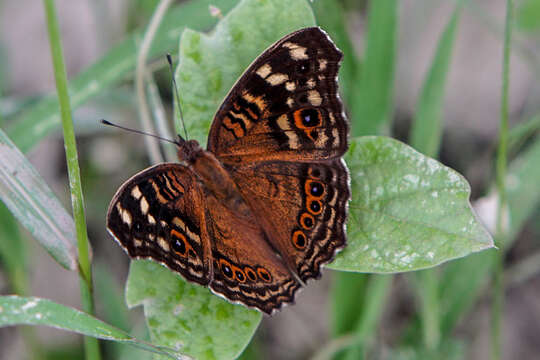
106;27;350;315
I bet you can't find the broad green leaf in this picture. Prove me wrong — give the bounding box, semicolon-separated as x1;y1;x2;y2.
0;296;177;359
0;128;77;270
176;0;316;144
352;0;398;136
126;260;261;360
410;4;461;157
329;136;494;273
6;0;239;154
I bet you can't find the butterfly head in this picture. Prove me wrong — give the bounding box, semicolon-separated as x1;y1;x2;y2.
176;136;203;164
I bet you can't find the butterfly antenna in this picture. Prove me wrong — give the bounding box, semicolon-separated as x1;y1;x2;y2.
166;54;189;140
101;119;180;146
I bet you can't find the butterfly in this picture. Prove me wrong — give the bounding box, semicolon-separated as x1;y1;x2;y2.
106;27;350;315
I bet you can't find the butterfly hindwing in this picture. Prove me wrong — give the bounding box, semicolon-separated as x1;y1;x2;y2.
208;27;347;163
106;164;212;285
231;160;350;283
203;190;301;314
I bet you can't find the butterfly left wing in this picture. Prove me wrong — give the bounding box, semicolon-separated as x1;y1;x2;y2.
207;27;347;163
230;159;350;283
106;164;213;285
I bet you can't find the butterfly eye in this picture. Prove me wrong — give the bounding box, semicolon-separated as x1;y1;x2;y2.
257;267;272;283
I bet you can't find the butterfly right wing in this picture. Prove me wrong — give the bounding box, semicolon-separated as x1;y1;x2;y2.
106;164;213;285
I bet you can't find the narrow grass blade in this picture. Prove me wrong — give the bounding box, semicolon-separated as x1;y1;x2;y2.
0;296;180;359
352;0;398;136
0;128;77;270
410;4;462;157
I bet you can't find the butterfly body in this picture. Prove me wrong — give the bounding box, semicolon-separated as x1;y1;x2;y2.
107;27;350;314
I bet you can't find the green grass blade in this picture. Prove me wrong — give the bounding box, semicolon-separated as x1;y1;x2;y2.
408;3;462;352
0;202;28;293
352;0;398;136
342;275;392;360
43;0;98;357
6;0;238;154
0;128;77;270
0;296;180;359
410;4;462;157
492;1;513;358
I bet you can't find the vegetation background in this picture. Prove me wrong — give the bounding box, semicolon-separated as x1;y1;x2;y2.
0;0;539;359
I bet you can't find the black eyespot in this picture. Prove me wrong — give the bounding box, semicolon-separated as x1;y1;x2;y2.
245;267;257;281
236;271;245;281
296;233;306;247
303;216;313;228
172;238;186;255
222;263;233;279
297;61;310;73
309;182;324;197
310;200;321;213
134;222;143;232
257;267;272;282
301;109;320;127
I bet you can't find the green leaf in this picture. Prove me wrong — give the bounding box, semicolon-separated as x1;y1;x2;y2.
352;0;398;136
6;0;239;154
516;0;540;31
329;136;494;273
0;128;78;270
125;260;261;360
0;296;177;359
175;0;316;144
410;4;461;157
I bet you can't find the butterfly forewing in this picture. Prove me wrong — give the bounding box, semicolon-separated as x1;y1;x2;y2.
106;164;213;285
208;27;348;163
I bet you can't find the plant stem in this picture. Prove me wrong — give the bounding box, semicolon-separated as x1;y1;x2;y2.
136;0;175;165
43;1;100;359
492;0;513;359
343;275;392;360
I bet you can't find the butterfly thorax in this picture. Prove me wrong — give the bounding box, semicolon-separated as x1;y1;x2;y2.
177;139;252;218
